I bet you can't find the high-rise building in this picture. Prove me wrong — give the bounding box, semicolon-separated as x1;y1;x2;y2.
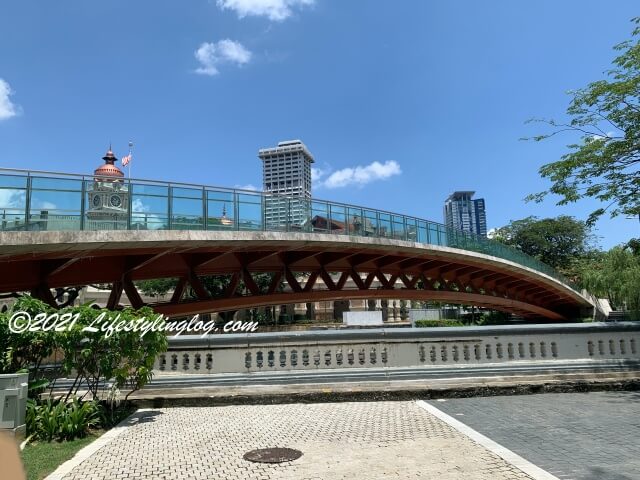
443;191;487;237
258;140;314;228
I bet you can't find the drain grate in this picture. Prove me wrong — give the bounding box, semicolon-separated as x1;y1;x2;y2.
243;448;303;464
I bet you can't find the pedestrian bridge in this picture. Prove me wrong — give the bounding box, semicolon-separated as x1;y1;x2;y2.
0;168;594;319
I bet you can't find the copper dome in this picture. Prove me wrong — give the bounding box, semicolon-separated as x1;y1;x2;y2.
95;148;124;178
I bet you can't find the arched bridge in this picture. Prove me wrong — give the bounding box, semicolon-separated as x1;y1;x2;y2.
0;168;594;320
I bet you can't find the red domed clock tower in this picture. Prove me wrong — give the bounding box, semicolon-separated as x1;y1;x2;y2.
87;148;129;225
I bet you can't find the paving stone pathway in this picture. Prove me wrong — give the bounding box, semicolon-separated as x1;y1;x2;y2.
56;401;535;480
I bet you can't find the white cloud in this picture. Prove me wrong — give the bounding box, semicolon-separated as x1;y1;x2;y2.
131;198;164;229
321;160;401;189
235;183;260;191
194;39;252;76
0;189;24;209
311;167;326;182
0;78;19;120
216;0;314;21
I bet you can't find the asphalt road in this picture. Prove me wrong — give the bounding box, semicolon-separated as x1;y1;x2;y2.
429;391;640;480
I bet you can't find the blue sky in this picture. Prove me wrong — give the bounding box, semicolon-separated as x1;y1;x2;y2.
0;0;638;248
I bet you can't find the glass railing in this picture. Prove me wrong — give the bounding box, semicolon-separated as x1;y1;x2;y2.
0;168;577;290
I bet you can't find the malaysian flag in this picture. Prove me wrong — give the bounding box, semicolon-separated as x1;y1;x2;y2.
121;153;132;166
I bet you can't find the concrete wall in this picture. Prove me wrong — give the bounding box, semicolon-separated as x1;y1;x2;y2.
155;322;640;375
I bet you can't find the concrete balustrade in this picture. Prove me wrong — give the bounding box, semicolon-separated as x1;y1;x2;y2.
155;323;640;375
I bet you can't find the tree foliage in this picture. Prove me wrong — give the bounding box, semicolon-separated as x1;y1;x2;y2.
492;215;595;275
135;278;178;298
0;298;168;401
527;18;640;225
580;246;640;319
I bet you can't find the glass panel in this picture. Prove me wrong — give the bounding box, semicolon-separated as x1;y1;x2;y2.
238;193;261;204
363;210;378;237
131;194;168;214
378;213;392;238
264;196;288;231
130;214;168;230
0;188;26;210
172;197;203;217
86;218;128;231
171;197;203;230
329;204;346;234
132;183;168;196
288;198;310;231
391;215;405;240
0;175;27;189
238;201;262;230
207;200;234;230
0;212;26;231
207;190;233;202
172;215;203;230
406;218;417;241
28;213;81;231
172;187;203;199
347;207;363;236
30;191;82;212
31;177;82;191
416;220;428;243
311;201;329;233
438;225;448;246
0;177;26;231
428;222;440;245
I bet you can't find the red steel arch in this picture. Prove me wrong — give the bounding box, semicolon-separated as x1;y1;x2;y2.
0;231;593;320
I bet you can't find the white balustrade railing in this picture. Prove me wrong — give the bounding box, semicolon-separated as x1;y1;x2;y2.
154;323;640;375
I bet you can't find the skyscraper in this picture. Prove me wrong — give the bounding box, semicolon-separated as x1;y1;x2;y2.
444;191;487;237
259;140;314;228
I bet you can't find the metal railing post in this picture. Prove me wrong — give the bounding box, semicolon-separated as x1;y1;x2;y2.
203;187;207;230
234;192;239;231
24;174;32;231
167;185;173;230
80;178;86;230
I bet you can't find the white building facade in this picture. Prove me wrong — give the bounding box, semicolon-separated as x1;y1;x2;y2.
259;140;314;229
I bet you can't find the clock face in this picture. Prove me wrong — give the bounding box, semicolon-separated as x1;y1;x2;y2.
92;195;101;207
110;195;122;208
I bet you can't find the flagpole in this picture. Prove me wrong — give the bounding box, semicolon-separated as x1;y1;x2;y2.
128;141;133;179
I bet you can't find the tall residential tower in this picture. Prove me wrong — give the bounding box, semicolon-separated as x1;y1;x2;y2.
259;140;314;228
443;191;487;237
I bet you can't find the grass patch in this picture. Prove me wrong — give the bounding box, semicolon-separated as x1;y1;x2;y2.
21;430;104;480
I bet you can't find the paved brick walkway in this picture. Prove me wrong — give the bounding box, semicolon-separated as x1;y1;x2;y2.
429;392;640;480
59;402;534;480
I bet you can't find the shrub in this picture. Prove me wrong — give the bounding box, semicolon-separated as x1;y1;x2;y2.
414;320;465;328
26;398;102;442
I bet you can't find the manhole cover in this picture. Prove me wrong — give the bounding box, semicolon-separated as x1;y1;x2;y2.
243;447;303;464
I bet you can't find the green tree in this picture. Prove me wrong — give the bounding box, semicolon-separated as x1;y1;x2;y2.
135;278;178;298
625;238;640;256
527;18;640;225
0;296;57;376
493;215;595;276
580;246;640;319
56;304;167;401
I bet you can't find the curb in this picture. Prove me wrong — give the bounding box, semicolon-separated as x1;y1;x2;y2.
135;378;640;408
